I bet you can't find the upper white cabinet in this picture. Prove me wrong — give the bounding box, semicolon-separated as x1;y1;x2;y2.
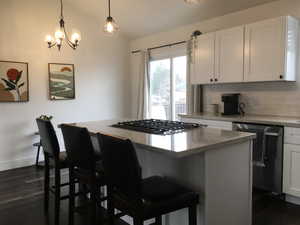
244;16;299;82
190;16;299;85
190;32;215;84
215;26;245;83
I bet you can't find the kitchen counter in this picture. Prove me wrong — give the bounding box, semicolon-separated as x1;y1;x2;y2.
179;113;300;127
68;119;253;225
72;119;255;158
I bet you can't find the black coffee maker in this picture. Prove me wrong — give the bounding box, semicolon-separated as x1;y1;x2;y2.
221;93;240;115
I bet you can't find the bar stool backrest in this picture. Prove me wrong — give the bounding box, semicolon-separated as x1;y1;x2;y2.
36;118;60;160
98;133;142;200
60;124;95;171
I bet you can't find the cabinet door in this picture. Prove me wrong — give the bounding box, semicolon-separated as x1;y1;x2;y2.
190;33;215;84
215;26;244;83
244;17;285;82
283;144;300;197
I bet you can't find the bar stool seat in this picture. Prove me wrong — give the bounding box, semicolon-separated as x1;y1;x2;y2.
70;157;106;186
142;176;195;201
72;167;106;185
112;176;198;220
95;161;105;173
47;151;69;168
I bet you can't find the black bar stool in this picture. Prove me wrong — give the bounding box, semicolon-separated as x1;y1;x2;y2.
98;133;199;225
36;118;71;225
60;124;107;225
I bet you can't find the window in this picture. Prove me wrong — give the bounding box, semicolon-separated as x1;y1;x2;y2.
149;48;187;121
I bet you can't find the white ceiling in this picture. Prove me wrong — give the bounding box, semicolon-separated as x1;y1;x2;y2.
65;0;278;39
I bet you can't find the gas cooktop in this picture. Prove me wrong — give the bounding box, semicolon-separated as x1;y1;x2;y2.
112;119;205;135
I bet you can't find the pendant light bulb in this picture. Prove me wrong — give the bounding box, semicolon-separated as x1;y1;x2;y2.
103;0;119;34
45;35;54;43
71;32;81;43
55;28;65;40
104;17;119;34
56;38;62;45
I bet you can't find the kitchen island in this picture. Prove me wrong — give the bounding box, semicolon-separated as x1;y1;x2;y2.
71;119;255;225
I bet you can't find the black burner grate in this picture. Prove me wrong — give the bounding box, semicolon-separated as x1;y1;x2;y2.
112;119;204;135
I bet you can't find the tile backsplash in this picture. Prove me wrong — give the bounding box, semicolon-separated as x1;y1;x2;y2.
203;81;300;117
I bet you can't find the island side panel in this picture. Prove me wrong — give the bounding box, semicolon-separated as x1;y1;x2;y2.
204;140;252;225
135;145;206;225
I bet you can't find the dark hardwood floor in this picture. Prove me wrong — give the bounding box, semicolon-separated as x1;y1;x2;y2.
0;166;127;225
0;166;300;225
253;191;300;225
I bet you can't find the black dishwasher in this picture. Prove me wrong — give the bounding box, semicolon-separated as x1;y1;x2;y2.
233;122;284;194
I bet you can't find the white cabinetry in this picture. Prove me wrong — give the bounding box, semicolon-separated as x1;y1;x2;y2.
283;127;300;202
191;26;244;84
190;16;299;84
215;26;244;83
181;117;232;130
190;32;215;84
244;16;299;82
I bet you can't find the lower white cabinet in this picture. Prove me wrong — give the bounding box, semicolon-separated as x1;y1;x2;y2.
283;127;300;200
283;143;300;197
181;118;232;130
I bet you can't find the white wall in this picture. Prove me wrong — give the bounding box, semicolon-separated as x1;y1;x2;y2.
130;0;300;117
0;0;130;171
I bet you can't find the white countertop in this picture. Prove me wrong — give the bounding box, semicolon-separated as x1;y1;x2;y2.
179;113;300;128
70;119;255;158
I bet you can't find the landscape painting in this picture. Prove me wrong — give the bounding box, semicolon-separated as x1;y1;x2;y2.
49;63;75;100
0;61;29;102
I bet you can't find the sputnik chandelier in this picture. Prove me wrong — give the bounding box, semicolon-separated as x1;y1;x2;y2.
45;0;81;51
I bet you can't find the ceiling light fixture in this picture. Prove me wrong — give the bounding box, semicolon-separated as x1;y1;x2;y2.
103;0;119;34
45;0;81;51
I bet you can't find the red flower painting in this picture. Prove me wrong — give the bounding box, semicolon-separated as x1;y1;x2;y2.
1;68;25;101
7;69;21;81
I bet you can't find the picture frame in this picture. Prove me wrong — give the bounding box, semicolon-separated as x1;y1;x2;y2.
0;60;29;102
48;63;75;100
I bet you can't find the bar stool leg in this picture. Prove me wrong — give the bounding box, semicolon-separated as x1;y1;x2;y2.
133;217;143;225
107;186;114;225
90;181;97;225
155;216;162;225
35;141;41;166
55;167;61;225
44;155;50;211
69;167;75;225
188;204;197;225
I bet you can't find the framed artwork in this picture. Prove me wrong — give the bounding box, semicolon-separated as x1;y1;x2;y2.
48;63;75;100
0;61;29;102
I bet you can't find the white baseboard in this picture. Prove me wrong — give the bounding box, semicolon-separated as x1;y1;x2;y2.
286;194;300;205
0;156;41;172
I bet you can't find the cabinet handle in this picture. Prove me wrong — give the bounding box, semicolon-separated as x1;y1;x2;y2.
279;75;283;79
210;78;213;82
215;78;218;82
